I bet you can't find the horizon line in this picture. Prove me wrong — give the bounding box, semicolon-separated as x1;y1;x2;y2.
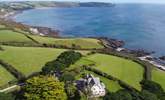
0;0;165;4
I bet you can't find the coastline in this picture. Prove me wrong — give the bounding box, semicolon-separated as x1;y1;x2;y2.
0;8;60;37
1;6;165;71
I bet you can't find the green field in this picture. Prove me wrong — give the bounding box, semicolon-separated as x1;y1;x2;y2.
0;30;34;43
0;46;89;76
0;46;66;76
72;53;144;90
152;68;165;90
29;35;104;49
0;25;6;28
0;65;16;87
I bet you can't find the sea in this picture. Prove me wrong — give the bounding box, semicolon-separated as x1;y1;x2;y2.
14;4;165;57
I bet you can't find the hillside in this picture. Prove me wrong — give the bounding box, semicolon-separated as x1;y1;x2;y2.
0;1;113;12
0;23;165;100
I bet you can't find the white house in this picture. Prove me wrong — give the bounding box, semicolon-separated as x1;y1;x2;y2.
86;74;106;97
30;28;39;34
29;28;45;36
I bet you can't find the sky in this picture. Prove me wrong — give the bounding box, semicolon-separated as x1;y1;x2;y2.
1;0;165;4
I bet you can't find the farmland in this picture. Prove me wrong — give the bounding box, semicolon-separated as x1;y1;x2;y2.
0;65;16;87
0;46;66;76
0;29;34;43
29;35;104;49
0;46;90;77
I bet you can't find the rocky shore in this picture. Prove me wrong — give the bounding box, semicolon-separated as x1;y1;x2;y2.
99;37;125;49
159;56;165;61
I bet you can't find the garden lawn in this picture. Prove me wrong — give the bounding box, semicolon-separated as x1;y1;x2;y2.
29;35;104;49
87;54;144;90
72;53;144;90
84;70;122;92
0;30;34;43
152;68;165;90
0;65;16;87
0;46;89;77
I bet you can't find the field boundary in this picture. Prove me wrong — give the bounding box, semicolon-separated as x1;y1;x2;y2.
0;60;25;80
83;66;139;90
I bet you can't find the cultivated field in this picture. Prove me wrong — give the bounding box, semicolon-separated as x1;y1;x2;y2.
29;35;104;49
152;68;165;90
0;30;34;43
0;65;16;87
72;53;144;90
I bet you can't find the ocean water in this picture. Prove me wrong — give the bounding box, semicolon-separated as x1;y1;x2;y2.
14;4;165;56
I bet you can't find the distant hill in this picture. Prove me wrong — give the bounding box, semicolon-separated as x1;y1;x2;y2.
0;1;114;11
79;2;114;7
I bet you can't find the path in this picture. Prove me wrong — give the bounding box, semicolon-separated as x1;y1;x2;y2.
0;85;17;92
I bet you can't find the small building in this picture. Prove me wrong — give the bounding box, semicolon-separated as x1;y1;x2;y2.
86;74;106;97
30;28;39;34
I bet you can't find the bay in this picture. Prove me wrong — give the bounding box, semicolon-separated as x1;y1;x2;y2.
14;4;165;56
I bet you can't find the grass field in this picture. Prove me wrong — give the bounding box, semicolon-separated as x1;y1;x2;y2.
0;65;16;87
0;46;66;76
0;25;6;28
152;68;165;90
71;53;144;90
0;46;89;76
29;35;104;49
0;30;34;43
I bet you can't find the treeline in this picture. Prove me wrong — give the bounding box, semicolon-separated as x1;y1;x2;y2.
0;42;40;47
42;51;82;74
0;46;3;51
0;60;25;80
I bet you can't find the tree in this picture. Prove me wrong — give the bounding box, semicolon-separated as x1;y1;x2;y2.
65;83;79;99
141;80;164;94
23;75;67;100
0;93;14;100
103;90;132;100
141;90;158;100
140;80;165;99
60;71;76;82
42;61;66;74
42;51;82;74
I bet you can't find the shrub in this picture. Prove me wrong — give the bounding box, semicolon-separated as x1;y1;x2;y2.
103;90;132;100
0;92;15;100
